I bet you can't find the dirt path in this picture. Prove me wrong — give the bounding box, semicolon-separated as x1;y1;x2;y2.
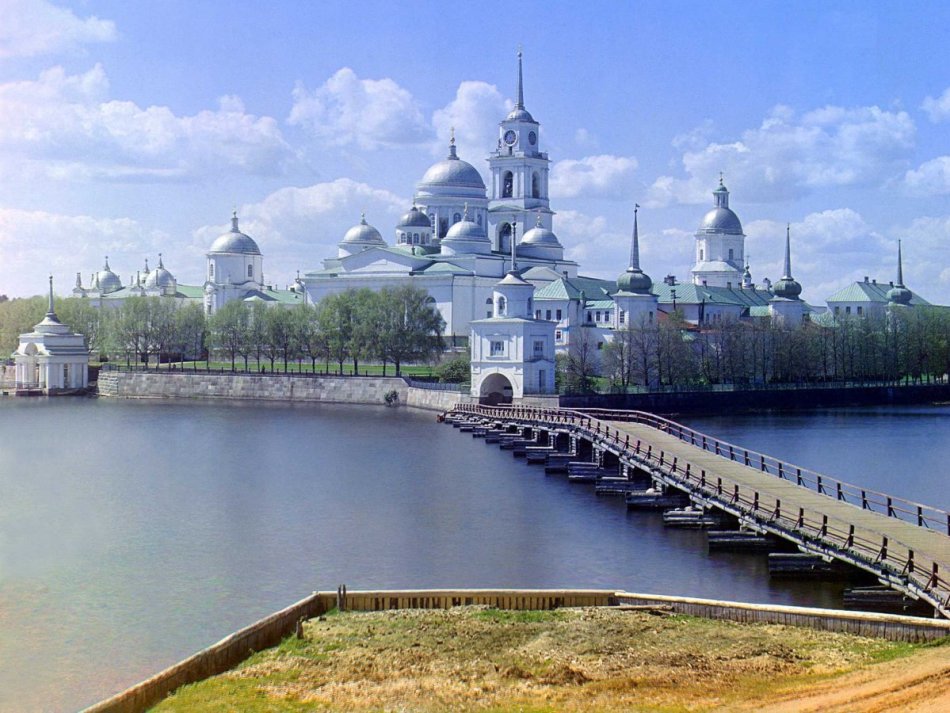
750;645;950;712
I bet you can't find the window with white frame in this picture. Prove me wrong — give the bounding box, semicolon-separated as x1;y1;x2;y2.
490;340;505;356
533;340;544;357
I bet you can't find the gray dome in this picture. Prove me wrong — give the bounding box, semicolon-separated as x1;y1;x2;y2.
96;258;122;293
144;257;175;290
342;215;385;245
420;148;485;189
887;285;912;305
617;268;653;294
397;206;431;229
506;107;535;122
209;213;261;255
772;277;802;299
444;217;487;242
699;207;743;235
521;224;561;246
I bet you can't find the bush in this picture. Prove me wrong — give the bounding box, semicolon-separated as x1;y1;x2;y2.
435;353;470;383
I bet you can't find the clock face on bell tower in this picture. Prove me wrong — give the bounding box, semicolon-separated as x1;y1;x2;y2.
503;129;517;146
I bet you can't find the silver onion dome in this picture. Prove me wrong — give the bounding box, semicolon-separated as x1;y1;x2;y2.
699;207;743;235
396;206;431;229
521;216;561;246
95;256;122;294
419;138;485;189
209;212;262;255
144;255;176;290
342;214;385;245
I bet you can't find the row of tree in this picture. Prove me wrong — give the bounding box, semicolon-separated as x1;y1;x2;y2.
0;285;446;376
564;308;950;393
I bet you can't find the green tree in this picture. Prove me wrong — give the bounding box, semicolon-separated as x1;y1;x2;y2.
209;300;249;370
376;285;445;376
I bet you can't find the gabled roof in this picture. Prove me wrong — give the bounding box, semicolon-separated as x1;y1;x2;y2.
826;280;930;305
533;275;616;302
651;281;773;308
415;262;472;275
241;288;304;304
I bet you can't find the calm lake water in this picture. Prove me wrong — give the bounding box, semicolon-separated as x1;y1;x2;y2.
0;398;947;711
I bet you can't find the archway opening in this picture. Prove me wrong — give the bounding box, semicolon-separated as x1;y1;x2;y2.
479;372;513;405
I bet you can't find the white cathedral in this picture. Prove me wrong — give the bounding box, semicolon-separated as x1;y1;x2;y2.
70;53;930;368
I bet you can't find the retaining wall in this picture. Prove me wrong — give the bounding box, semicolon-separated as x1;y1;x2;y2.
97;371;409;405
83;587;950;713
405;386;471;411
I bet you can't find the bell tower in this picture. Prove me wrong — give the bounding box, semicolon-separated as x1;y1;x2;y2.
488;50;552;254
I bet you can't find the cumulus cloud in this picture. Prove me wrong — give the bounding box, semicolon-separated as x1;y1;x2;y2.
904;156;950;196
0;0;116;59
921;87;950;123
289;68;431;150
0;208;168;298
431;80;509;173
647;104;915;206
0;65;294;181
550;154;638;199
190;178;409;285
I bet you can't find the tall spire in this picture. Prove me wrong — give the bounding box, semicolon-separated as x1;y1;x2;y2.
516;48;525;110
629;204;641;271
896;239;905;287
47;274;55;317
231;211;239;232
782;223;793;279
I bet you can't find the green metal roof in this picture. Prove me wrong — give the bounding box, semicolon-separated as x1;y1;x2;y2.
826;280;929;306
651;281;773;307
175;284;204;299
533;275;616;302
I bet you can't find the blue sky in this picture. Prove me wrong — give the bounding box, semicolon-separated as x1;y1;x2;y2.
2;0;950;304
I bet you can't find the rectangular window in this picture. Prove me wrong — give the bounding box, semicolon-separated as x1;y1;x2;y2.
619;310;625;324
595;311;602;322
556;309;562;320
857;306;863;315
555;330;562;341
490;340;505;356
209;263;214;279
597;342;604;350
535;309;541;319
834;306;840;315
533;340;544;357
545;310;551;320
247;264;253;278
846;306;852;315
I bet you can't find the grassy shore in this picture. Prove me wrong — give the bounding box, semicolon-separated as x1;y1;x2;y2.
151;606;942;712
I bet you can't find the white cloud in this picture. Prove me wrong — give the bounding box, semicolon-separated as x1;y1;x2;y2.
574;128;598;149
431;80;509;174
190;178;409;285
289;68;431;150
0;0;116;59
921;87;950;123
0;65;294;181
549;154;638;199
904;156;950;196
0;208;168;298
648;104;915;206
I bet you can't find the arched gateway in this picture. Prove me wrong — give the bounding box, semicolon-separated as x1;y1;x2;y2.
478;372;513;405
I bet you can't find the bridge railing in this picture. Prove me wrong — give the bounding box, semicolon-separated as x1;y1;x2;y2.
449;402;950;615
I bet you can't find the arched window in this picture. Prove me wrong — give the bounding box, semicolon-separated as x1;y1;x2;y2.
453;212;461;224
413;233;420;244
497;296;507;315
476;213;482;226
532;172;540;198
728;248;734;260
486;296;493;318
439;218;448;238
247;265;253;278
209;262;214;279
699;249;704;261
502;171;513;198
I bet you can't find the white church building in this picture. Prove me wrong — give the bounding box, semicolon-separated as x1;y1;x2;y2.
14;277;90;393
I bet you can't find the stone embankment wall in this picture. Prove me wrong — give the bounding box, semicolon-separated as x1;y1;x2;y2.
98;371;408;405
0;364;14;390
83;587;950;713
97;370;471;411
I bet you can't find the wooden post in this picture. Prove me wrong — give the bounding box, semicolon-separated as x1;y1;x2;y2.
774;499;781;521
817;476;824;495
862;490;869;510
717;477;722;495
837;482;844;501
887;497;895;518
820;515;828;538
796;508;804;528
753;491;759;510
846;525;854;548
778;463;784;479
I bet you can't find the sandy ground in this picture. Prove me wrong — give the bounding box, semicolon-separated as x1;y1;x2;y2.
749;643;950;713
